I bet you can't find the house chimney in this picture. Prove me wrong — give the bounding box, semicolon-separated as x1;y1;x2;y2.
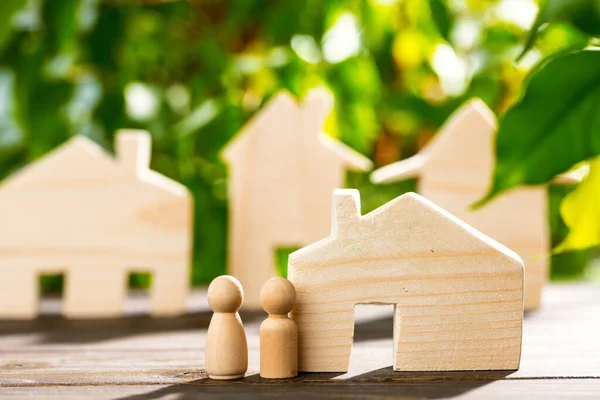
302;88;333;136
331;189;361;236
115;129;151;173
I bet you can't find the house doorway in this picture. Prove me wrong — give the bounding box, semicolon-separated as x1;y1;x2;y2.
39;273;64;315
348;304;394;377
127;271;152;314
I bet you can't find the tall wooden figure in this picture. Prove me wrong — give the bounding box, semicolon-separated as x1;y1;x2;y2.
206;276;248;380
260;278;298;379
221;89;372;308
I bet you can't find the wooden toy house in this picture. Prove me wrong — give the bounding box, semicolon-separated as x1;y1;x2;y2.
221;90;372;308
288;189;524;372
371;99;555;310
0;130;192;319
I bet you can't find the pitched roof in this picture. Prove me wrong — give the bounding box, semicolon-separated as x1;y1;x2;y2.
220;92;299;162
220;90;372;171
0;134;187;196
371;98;494;183
371;98;584;186
319;134;373;171
289;189;522;268
0;136;119;191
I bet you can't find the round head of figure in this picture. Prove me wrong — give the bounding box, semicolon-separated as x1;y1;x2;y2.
207;275;243;313
260;277;296;315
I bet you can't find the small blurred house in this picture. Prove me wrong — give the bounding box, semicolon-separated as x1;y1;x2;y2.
0;130;192;319
221;90;372;308
371;99;573;310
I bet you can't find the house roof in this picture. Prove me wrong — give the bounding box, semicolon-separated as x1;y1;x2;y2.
370;98;494;184
371;97;584;186
220;91;299;163
220;89;372;171
289;189;523;269
319;134;373;171
0;133;188;197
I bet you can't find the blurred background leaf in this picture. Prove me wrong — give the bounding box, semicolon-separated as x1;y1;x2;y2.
519;0;600;59
556;158;600;252
0;0;596;290
0;0;27;51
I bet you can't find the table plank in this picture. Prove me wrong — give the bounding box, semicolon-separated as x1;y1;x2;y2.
1;380;600;400
0;284;599;393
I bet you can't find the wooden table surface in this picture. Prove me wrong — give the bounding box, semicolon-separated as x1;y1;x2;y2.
0;283;599;399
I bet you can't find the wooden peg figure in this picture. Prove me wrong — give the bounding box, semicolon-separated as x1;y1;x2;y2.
259;277;298;379
206;275;248;380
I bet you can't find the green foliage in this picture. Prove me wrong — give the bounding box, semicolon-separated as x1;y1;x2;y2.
428;0;452;40
129;272;152;289
520;0;600;59
275;248;299;278
478;50;600;205
0;0;27;51
557;158;600;251
0;0;595;289
548;184;595;279
482;0;600;258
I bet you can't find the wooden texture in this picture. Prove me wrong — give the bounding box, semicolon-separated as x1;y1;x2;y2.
0;284;598;399
259;278;298;379
221;89;373;308
288;190;524;372
206;276;248;380
2;380;600;400
370;99;554;311
0;130;193;319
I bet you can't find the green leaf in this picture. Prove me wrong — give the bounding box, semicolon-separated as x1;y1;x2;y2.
42;0;79;54
519;0;600;60
548;184;594;279
476;50;600;206
0;0;27;51
428;0;452;41
555;158;600;251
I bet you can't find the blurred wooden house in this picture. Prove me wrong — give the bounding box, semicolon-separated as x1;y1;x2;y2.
371;99;575;310
221;90;372;308
0;130;192;319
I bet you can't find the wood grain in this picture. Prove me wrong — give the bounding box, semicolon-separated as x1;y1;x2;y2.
205;276;248;380
0;284;598;399
259;277;298;379
0;380;599;400
289;190;524;372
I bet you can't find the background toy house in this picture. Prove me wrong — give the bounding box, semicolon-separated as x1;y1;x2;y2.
288;189;524;373
371;99;571;311
0;130;193;319
221;89;372;308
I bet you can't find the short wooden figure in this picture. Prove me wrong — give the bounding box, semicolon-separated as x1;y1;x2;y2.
221;89;372;308
259;277;298;379
0;130;192;319
288;189;524;373
206;275;248;380
370;99;575;311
